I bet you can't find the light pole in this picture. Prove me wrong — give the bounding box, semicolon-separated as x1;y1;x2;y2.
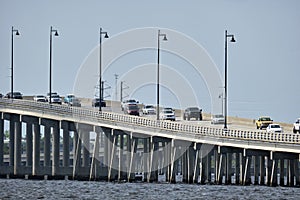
99;27;109;111
49;26;59;104
156;30;168;120
11;26;20;99
219;93;224;116
224;30;236;129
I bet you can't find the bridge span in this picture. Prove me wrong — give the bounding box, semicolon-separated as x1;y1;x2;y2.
0;99;299;186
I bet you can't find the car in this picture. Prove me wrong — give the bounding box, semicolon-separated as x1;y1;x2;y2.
64;94;75;104
255;116;273;129
211;114;225;124
142;105;156;115
162;107;174;112
33;95;47;102
293;118;300;133
5;92;23;99
183;107;202;121
121;99;138;111
46;92;58;102
266;124;282;133
0;93;3;98
124;104;140;116
92;98;106;107
49;94;62;104
160;109;176;121
69;97;81;107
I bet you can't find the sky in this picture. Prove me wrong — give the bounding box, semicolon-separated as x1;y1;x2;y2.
0;0;299;123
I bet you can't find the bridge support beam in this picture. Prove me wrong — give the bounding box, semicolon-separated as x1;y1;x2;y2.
13;118;21;175
143;137;149;182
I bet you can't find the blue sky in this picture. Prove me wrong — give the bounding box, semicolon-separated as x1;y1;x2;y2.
0;0;299;123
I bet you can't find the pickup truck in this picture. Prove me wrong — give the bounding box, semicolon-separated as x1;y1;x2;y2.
121;99;138;111
255;116;273;129
293;118;300;133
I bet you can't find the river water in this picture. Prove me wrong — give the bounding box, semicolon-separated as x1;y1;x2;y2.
0;179;299;200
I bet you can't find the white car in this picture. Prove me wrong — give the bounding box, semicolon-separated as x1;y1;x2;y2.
266;124;282;133
211;114;225;124
293;118;300;133
33;95;47;102
142;105;156;115
50;94;62;104
160;110;175;121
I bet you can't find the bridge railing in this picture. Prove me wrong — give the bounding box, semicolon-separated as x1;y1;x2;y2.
0;99;299;144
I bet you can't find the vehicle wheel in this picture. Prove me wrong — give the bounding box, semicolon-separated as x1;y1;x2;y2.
293;128;297;133
183;116;186;120
187;117;190;121
256;126;259;129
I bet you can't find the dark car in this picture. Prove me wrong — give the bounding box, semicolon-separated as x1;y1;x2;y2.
0;93;3;98
124;104;140;116
183;107;202;121
92;98;106;107
5;92;23;99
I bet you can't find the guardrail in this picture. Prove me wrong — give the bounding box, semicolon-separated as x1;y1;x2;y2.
0;99;299;145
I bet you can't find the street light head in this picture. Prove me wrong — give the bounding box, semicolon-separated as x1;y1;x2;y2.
104;33;109;38
15;31;20;36
163;35;168;41
54;31;59;36
230;36;236;42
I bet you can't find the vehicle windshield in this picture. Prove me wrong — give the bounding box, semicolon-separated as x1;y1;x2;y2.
128;105;138;109
145;105;154;109
164;110;173;114
189;107;199;111
52;95;60;98
36;95;45;98
214;115;224;118
261;117;271;121
271;125;280;128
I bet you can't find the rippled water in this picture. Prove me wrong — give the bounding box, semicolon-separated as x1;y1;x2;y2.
0;179;299;199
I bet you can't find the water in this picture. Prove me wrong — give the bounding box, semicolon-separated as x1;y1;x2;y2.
0;179;299;200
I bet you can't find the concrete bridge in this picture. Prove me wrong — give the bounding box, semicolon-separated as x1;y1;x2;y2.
0;98;299;186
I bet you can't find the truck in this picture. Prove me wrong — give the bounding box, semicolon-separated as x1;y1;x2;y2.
255;116;273;129
293;118;300;133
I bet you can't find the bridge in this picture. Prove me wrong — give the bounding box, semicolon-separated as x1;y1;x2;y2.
0;98;299;186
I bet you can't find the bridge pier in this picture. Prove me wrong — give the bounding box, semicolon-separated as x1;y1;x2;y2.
0;115;3;167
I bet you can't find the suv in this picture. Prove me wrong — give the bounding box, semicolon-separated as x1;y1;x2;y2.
255;116;273;129
92;98;106;107
183;107;202;121
293;118;300;133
